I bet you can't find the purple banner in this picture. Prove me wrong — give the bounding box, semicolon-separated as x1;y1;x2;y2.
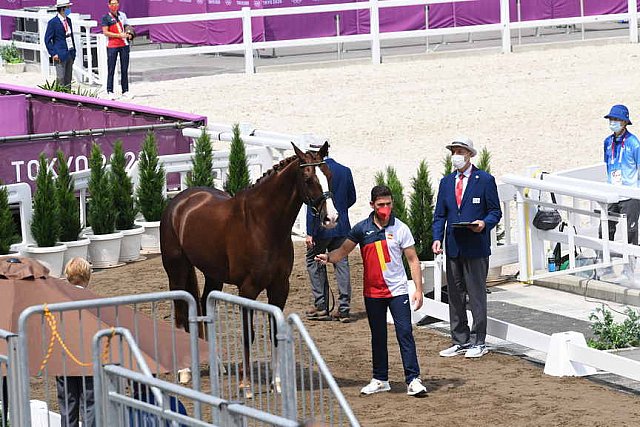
148;0;265;45
0;94;27;137
263;0;358;41
2;1;638;49
0;84;206;187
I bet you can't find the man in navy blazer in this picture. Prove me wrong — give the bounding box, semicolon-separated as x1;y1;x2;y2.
305;155;356;322
432;137;502;359
44;1;77;88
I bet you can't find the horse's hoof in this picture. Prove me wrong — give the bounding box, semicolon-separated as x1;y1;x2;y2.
271;376;282;394
240;384;254;399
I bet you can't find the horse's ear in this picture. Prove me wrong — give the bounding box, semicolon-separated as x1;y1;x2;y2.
318;141;329;159
291;143;306;159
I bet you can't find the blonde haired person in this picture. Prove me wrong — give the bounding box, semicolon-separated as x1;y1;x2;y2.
64;257;91;287
58;257;94;426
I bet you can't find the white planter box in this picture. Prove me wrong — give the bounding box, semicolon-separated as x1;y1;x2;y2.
4;62;25;74
86;231;124;268
60;238;91;270
22;243;68;277
118;225;144;262
135;220;160;254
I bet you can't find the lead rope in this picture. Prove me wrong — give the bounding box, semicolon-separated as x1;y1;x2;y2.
38;304;116;375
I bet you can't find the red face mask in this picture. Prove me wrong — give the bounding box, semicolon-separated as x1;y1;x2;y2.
109;5;119;13
376;206;392;222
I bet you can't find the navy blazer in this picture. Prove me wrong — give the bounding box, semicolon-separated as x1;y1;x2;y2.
306;158;356;239
44;15;76;62
432;166;502;258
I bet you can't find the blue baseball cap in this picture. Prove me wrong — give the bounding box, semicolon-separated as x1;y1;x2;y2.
605;104;632;125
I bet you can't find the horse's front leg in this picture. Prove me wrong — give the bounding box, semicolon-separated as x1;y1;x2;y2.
267;277;290;394
237;280;262;400
239;305;255;399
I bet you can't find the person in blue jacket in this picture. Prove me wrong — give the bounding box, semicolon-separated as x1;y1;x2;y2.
432;137;502;359
305;152;356;322
600;104;640;280
44;0;76;88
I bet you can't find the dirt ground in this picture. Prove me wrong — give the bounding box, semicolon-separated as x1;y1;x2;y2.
89;242;640;427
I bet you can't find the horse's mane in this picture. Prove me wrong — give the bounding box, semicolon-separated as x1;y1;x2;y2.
250;155;300;188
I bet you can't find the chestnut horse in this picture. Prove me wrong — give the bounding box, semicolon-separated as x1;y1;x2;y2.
160;142;337;330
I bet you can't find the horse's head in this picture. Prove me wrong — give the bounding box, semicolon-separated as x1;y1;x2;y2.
293;141;339;229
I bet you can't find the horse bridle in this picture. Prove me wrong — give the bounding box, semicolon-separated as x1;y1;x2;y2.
299;160;333;217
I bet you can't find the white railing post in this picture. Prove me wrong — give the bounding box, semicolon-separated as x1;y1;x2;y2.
242;7;255;74
500;0;511;53
37;9;51;79
97;34;108;90
86;25;93;85
515;188;530;282
370;0;381;64
629;0;638;43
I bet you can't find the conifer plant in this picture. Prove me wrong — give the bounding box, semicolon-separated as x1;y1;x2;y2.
408;160;435;261
186;128;214;188
374;166;407;223
88;143;116;235
224;124;251;196
0;182;18;254
31;154;61;247
136;131;166;222
56;150;82;242
111;140;137;230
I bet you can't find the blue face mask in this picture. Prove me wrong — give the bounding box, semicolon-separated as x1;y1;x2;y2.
64;8;71;16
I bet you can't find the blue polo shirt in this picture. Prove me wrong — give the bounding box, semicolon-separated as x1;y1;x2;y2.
347;213;414;299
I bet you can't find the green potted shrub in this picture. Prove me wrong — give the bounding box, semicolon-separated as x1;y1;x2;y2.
224;124;251;195
56;150;90;267
1;42;25;74
407;160;442;302
24;154;67;276
135;131;166;253
186;128;215;188
0;182;19;255
111;140;143;262
374;166;408;223
86;143;123;268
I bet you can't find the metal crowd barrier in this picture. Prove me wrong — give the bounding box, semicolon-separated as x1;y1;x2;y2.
205;291;360;427
93;327;300;427
0;330;19;427
16;291;201;426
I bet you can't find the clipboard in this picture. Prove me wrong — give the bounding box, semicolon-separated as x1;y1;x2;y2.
452;222;476;228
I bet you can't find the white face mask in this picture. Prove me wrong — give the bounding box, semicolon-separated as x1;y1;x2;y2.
451;154;467;170
610;120;623;134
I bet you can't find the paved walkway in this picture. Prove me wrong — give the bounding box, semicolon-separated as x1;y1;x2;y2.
420;281;640;394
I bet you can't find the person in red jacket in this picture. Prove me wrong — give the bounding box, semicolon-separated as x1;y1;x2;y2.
101;0;133;100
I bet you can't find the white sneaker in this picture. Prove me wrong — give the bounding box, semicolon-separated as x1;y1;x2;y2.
360;378;390;395
439;344;469;357
121;91;134;101
465;345;489;358
407;378;427;397
106;92;117;101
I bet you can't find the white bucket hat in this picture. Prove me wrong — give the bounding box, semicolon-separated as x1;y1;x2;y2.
446;136;477;157
54;0;73;7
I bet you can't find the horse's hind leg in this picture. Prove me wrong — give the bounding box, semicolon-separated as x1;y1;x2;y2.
201;276;224;317
163;254;199;332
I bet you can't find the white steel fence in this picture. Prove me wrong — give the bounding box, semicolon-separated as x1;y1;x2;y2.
2;0;640;83
0;9;102;84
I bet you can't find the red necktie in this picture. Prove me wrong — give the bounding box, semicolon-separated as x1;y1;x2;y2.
456;173;465;207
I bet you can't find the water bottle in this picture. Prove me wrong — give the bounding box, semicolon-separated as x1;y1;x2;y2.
547;249;556;272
